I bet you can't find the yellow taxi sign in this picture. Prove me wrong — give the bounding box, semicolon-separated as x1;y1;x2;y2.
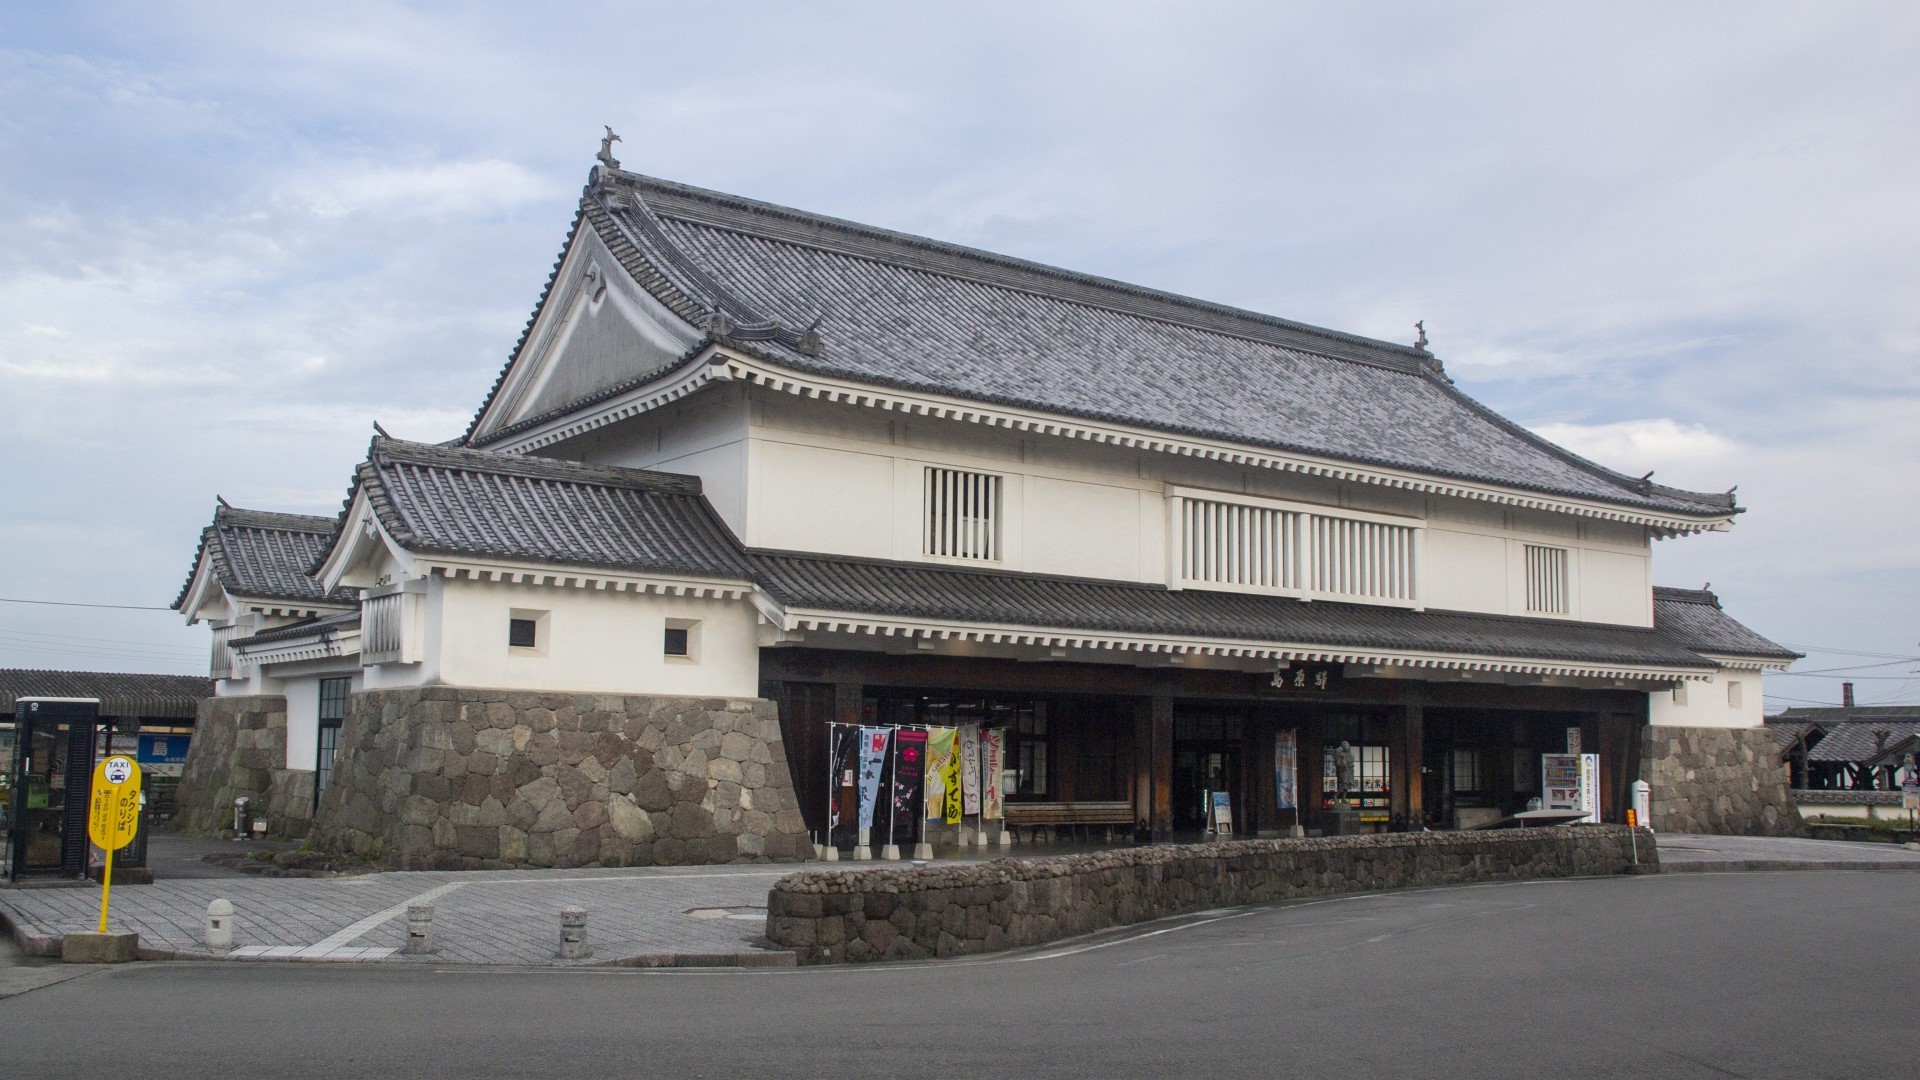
88;755;143;851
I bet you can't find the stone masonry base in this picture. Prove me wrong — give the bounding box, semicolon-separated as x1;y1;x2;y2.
173;695;312;838
310;686;812;870
767;826;1651;964
1643;725;1803;836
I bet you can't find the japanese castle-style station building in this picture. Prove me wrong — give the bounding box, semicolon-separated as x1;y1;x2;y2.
171;147;1802;867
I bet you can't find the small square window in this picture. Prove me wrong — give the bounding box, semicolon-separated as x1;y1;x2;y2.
509;618;538;649
663;627;689;656
1727;680;1744;709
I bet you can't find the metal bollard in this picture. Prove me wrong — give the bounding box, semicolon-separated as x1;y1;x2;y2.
404;903;435;955
558;907;592;960
206;898;234;950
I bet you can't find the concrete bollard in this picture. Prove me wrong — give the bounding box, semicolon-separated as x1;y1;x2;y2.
997;824;1012;848
404;903;435;955
205;899;234;951
558;907;592;960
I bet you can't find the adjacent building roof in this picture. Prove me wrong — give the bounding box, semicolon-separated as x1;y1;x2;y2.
752;553;1719;672
1768;706;1920;765
173;505;357;610
1650;587;1799;662
466;169;1738;523
231;610;362;649
316;437;756;581
0;669;212;719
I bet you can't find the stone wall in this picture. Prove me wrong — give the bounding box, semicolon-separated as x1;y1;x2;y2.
310;687;811;869
172;695;304;836
1642;725;1803;836
766;826;1650;964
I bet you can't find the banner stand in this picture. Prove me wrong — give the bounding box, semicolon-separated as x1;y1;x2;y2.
854;828;871;861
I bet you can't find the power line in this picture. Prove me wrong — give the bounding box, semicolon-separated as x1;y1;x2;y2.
1779;643;1920;661
1783;657;1920;675
0;597;174;611
0;628;201;652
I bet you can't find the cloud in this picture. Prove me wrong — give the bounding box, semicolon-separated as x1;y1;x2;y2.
280;159;559;218
1528;418;1739;487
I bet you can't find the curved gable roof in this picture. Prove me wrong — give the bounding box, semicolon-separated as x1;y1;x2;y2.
467;169;1737;522
173;505;356;611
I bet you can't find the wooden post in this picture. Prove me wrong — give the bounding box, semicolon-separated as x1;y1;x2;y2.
1400;689;1425;830
1149;677;1175;841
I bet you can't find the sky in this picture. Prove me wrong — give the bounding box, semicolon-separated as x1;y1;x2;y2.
2;2;1915;709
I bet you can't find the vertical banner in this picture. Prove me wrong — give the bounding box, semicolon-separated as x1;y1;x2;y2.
959;723;982;816
892;728;927;832
828;725;858;830
856;727;891;831
1274;729;1297;811
981;729;1005;820
925;727;958;824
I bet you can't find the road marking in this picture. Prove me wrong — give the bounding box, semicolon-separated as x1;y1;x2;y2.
1008;911;1256;962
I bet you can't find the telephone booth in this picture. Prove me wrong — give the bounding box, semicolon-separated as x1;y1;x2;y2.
6;697;101;882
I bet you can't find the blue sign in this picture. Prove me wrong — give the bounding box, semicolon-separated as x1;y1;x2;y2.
137;734;189;765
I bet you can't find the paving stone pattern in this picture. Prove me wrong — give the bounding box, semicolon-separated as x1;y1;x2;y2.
311;687;812;870
0;864;789;965
1643;725;1803;837
767;826;1650;964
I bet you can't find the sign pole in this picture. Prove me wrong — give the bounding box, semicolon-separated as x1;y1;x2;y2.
87;754;142;935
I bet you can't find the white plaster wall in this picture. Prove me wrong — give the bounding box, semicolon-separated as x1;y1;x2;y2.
559;385;751;541
1648;666;1766;728
545;385;1662;626
425;576;761;697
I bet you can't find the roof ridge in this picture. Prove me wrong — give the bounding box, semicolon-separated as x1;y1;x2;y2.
1652;585;1722;606
602;169;1440;375
215;506;338;533
373;437;703;496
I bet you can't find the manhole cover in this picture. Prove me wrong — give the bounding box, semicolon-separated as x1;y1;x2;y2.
685;906;767;921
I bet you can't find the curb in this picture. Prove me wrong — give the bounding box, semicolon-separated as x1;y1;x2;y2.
1659;859;1920;874
602;950;799;969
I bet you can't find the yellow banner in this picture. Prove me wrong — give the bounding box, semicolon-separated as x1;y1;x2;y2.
924;727;956;824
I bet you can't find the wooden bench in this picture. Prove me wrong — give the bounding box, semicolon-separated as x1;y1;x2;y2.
1003;801;1136;844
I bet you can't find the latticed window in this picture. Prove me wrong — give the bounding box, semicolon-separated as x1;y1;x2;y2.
923;466;1000;561
314;677;349;807
1524;544;1569;614
1175;494;1416;604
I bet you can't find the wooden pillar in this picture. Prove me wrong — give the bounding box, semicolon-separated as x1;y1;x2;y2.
832;683;863;847
1129;701;1146;813
1399;687;1425;830
1149;677;1175;841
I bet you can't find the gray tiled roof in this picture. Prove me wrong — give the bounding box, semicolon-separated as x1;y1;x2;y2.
315;438;754;581
0;669;212;719
467;171;1738;522
751;553;1717;671
1798;720;1920;764
1650;587;1799;662
173;506;357;611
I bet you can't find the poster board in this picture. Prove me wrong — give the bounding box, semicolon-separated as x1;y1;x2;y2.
1209;790;1233;836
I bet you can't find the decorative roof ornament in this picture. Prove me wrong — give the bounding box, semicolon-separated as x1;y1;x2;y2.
704;308;734;339
796;317;824;357
1414;320;1429;351
373;421;392;439
597;126;622;170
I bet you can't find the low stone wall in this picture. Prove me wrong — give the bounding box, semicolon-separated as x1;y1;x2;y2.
173;695;297;836
1643;725;1803;836
310;687;811;870
766;826;1650;964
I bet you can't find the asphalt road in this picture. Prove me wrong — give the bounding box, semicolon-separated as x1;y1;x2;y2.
4;870;1914;1079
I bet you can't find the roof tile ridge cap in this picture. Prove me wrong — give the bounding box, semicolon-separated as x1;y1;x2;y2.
638;174;1429;368
378;436;704;495
1416;368;1735;514
214;505;339;534
1651;585;1720;605
582;197;719;323
172;520;223;611
591;180;774;329
464;201;591;444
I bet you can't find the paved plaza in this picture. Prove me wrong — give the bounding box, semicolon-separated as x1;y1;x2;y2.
4;832;1917;967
